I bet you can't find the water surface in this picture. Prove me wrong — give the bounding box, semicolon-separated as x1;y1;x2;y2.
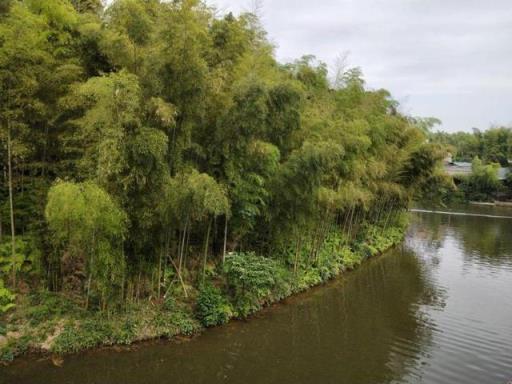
3;207;512;383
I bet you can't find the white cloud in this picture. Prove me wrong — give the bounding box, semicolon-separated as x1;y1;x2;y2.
210;0;512;132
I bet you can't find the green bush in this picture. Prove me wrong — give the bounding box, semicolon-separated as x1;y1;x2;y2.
51;320;114;354
297;269;322;290
0;336;31;362
168;311;201;336
224;253;289;317
163;295;177;311
25;292;82;325
340;247;362;270
154;306;201;338
458;157;501;201
315;234;345;280
196;284;232;327
0;279;15;314
0;236;41;278
113;318;137;345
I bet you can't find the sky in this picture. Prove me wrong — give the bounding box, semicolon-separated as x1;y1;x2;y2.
208;0;512;133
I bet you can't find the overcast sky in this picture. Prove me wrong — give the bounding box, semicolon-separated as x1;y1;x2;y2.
209;0;512;132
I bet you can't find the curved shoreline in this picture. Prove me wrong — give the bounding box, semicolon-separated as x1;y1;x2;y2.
1;229;405;365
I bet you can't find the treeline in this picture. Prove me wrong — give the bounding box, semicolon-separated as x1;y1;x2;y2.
430;127;512;202
431;126;512;166
456;157;503;202
0;0;443;314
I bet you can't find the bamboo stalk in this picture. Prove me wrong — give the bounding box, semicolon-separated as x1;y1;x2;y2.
202;217;212;283
7;121;16;288
222;215;228;264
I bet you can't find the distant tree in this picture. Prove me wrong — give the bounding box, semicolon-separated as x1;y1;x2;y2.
459;157;501;201
481;127;511;166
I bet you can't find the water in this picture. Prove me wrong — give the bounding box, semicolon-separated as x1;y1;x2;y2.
3;207;512;384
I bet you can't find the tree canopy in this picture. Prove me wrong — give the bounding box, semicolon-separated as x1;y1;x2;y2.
0;0;442;310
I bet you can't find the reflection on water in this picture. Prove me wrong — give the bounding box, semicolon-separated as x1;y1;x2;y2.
411;208;512;270
402;209;512;383
3;207;512;384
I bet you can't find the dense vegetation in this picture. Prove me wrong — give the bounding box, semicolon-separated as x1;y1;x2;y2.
430;127;512;202
0;0;443;359
456;157;502;202
431;127;512;166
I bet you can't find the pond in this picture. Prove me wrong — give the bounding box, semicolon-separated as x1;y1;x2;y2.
3;206;512;383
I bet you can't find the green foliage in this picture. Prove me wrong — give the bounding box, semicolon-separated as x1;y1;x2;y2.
458;157;501;201
153;308;200;337
45;181;127;304
24;292;82;325
45;182;126;245
415;169;456;207
113;318;137;345
0;0;443;360
355;224;405;259
66;71;143;188
430;126;512;166
0;0;12;15
52;312;170;353
340;247;363;270
172;312;201;336
167;170;230;221
224;253;290;316
52;320;115;353
401;143;446;192
163;295;177;311
196;284;232;327
430;126;512;202
0;279;15;313
0;237;40;277
0;335;31;362
70;0;102;14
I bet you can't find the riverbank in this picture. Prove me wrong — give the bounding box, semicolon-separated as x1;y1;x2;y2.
470;200;512;207
0;224;406;364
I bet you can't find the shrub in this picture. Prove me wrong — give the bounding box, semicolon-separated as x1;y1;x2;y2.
297;269;322;290
0;237;41;278
51;320;114;354
315;234;345;281
224;253;287;316
154;304;201;338
196;284;232;327
340;246;362;270
170;311;200;336
25;292;82;325
0;280;15;314
0;336;31;362
112;318;137;345
163;295;177;311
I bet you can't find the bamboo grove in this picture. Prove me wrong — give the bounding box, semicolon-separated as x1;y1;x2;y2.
0;0;445;312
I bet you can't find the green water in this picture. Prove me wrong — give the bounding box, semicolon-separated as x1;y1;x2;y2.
3;208;512;383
